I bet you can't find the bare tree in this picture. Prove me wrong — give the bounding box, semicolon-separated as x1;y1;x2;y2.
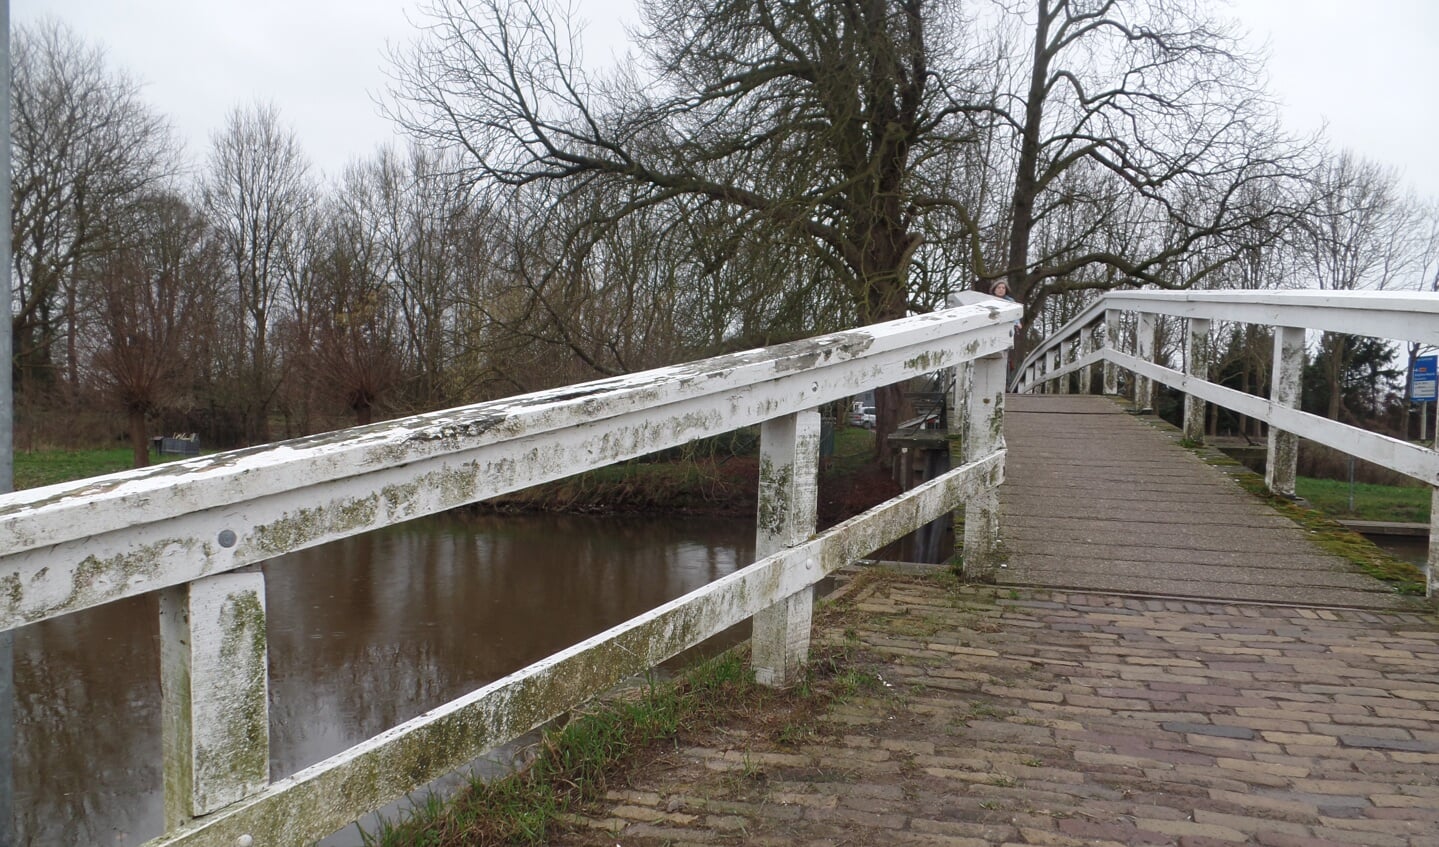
202;102;313;443
1301;151;1409;419
307;168;406;426
365;146;482;409
388;0;990;453
978;0;1309;334
86;192;221;466
9;19;173;398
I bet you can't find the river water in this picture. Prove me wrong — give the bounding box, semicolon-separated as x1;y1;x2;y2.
13;512;753;846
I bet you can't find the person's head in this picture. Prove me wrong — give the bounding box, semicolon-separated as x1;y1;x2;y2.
990;281;1009;298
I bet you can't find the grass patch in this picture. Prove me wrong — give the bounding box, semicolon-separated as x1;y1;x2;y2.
12;447;189;490
1294;476;1431;524
361;653;753;846
364;571;901;846
361;637;867;846
1229;472;1426;595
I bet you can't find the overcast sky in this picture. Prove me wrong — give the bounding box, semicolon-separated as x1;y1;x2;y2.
11;0;1439;198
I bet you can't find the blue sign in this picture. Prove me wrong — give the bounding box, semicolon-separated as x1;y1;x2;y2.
1414;355;1437;402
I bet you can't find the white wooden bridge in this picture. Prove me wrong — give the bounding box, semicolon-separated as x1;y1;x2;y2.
0;289;1436;845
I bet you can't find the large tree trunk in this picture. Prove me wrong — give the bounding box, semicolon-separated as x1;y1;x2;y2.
861;219;919;463
1324;333;1345;420
1005;0;1055;325
129;408;151;468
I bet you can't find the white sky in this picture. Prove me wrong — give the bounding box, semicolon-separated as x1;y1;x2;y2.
11;0;1439;198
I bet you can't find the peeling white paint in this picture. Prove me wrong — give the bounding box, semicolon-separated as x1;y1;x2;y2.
752;411;820;687
1184;318;1212;444
1266;326;1306;498
0;308;1014;632
962;354;1007;579
159;572;269;825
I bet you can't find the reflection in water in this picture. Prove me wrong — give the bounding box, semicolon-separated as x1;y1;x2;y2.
1364;533;1428;568
14;512;750;845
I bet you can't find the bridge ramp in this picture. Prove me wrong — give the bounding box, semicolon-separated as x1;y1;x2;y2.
999;394;1421;610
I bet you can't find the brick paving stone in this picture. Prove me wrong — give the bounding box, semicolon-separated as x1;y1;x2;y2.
554;578;1439;847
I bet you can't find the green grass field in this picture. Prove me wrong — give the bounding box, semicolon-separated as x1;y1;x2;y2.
12;447;187;491
1295;476;1432;524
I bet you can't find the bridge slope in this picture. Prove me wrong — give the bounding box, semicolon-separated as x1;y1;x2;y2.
999;394;1420;610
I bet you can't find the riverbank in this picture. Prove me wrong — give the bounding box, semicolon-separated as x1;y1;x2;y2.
476;427;900;529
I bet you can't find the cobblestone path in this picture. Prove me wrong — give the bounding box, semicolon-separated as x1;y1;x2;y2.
559;575;1439;847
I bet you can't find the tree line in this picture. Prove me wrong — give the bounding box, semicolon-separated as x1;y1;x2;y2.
11;3;1438;467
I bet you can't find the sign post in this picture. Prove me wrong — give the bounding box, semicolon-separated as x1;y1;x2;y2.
1413;355;1437;441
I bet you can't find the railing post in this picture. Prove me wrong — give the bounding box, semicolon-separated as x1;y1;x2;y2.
1055;343;1070;394
1184;317;1212;444
1429;425;1437;601
1265;326;1305;498
961;354;1006;580
1103;310;1120;395
1079;324;1096;395
1428;486;1437;600
1135;313;1156;413
160;570;270;829
752;410;820;688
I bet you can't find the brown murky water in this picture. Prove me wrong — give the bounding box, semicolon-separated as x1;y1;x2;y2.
13;512;752;845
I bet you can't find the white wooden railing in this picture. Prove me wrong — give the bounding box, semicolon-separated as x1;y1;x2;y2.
1013;289;1439;597
0;300;1019;845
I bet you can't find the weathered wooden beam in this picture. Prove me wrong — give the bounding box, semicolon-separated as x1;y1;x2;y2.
1184;318;1211;444
0;307;1017;633
1103;310;1121;395
1135;313;1156;412
752;411;820;687
1265;326;1305;498
1108;350;1439;485
1104;290;1439;348
1013;290;1439;393
160;571;269;827
962;354;1007;580
1428;488;1437;601
1054;346;1069;394
1078;325;1097;394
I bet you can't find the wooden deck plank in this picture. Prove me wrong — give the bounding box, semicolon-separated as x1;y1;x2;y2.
997;394;1422;610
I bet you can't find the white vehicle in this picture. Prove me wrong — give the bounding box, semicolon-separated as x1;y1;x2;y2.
848;405;876;429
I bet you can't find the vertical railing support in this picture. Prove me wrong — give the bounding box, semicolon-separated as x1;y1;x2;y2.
1135;313;1156;413
1429;423;1437;601
752;410;820;688
1184;318;1211;444
160;570;270;829
1266;326;1305;498
1079;324;1096;395
961;354;1007;580
1055;344;1070;394
1428;486;1437;601
1103;310;1120;395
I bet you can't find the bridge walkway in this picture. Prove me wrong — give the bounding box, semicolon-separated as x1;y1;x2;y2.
999;394;1422;610
557;576;1439;847
556;393;1437;846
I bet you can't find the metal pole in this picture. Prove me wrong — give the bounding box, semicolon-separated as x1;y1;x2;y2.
2;0;13;490
1;2;16;841
1348;456;1356;514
